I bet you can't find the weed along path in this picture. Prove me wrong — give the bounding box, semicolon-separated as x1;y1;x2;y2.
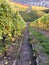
18;27;37;65
0;26;37;65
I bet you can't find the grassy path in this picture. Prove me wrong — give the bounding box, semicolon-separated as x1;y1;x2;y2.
29;27;49;65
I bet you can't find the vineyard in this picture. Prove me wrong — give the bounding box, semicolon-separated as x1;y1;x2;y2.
0;0;49;65
29;5;49;65
10;1;28;11
0;0;26;57
20;6;48;22
30;14;49;31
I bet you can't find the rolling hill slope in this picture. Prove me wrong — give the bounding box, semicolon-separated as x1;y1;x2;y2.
30;13;49;31
9;1;28;11
0;0;26;54
20;6;48;22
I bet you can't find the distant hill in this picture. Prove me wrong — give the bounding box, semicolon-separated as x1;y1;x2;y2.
9;1;28;11
11;0;49;7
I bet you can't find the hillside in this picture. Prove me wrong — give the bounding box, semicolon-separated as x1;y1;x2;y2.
30;13;49;31
0;0;49;65
29;9;49;65
20;6;48;22
32;6;48;16
0;0;26;54
9;1;28;11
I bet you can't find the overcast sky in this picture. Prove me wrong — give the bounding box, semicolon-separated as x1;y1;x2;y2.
11;0;49;4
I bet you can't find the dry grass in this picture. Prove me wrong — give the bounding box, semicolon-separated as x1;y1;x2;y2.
32;6;49;16
10;2;28;11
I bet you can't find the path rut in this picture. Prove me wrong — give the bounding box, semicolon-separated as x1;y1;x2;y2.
18;27;36;65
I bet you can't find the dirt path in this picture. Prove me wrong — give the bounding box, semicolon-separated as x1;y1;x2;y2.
18;27;36;65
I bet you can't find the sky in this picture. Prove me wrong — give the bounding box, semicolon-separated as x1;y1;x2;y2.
11;0;49;4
